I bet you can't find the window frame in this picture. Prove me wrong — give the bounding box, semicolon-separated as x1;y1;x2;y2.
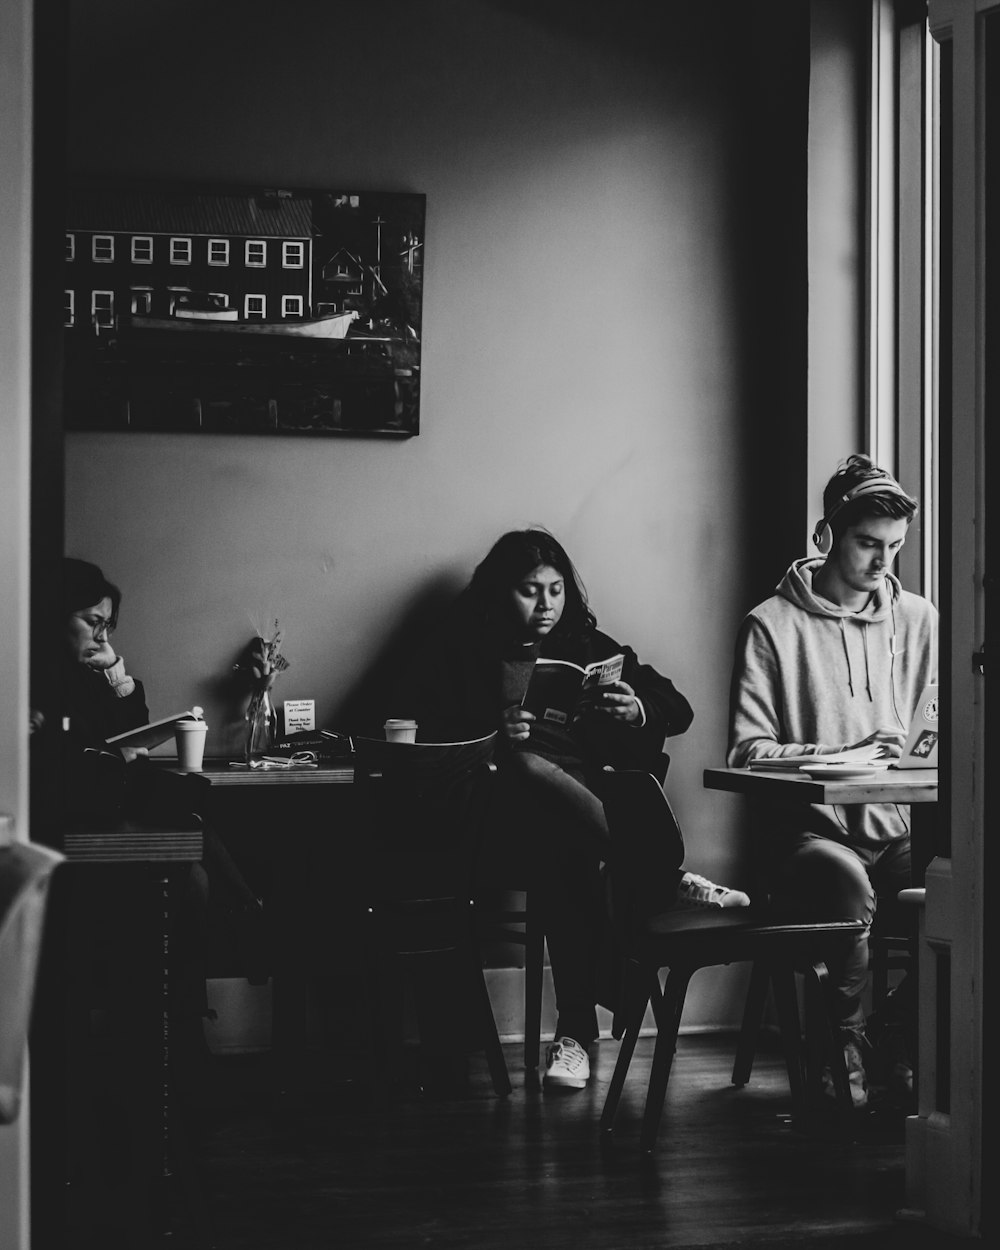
282;241;305;269
91;234;114;263
867;0;939;604
169;237;192;266
245;240;267;268
208;238;230;266
91;289;114;327
131;236;153;264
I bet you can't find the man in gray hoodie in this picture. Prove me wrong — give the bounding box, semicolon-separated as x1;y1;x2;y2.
727;454;938;1110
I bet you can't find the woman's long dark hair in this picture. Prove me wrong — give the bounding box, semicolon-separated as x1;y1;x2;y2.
462;528;596;644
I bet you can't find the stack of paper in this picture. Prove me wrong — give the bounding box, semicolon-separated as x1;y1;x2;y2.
747;744;890;771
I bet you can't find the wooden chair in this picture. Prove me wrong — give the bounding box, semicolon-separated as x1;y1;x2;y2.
731;899;916;1094
596;770;865;1153
353;733;511;1098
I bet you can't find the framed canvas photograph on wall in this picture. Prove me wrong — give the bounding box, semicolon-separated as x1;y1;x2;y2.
63;179;425;436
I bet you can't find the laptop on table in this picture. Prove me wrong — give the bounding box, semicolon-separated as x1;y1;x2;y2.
891;683;939;769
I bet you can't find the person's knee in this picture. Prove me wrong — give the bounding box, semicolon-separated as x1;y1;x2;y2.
505;750;560;785
775;838;875;922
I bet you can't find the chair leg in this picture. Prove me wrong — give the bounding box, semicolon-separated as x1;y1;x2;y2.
366;957;402;1107
802;960;855;1138
731;958;770;1087
640;967;692;1154
471;950;511;1098
523;911;544;1070
770;964;806;1109
599;962;653;1134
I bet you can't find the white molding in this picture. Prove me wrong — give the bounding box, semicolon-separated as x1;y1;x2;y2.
865;0;897;469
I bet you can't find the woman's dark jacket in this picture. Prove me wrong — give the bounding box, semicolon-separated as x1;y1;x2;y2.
43;659;151;822
395;618;693;774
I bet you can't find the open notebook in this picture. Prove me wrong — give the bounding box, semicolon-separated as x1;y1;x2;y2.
106;709;203;752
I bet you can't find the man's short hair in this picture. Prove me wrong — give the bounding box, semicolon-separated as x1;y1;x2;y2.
821;453;918;544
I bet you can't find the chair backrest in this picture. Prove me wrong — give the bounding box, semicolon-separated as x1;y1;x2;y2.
598;769;686;943
353;730;497;785
0;840;64;1124
354;733;498;904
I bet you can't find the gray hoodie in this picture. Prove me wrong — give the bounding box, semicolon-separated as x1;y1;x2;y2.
727;557;938;848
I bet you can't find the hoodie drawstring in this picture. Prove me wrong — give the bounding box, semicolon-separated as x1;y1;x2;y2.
839;619;854;696
839;619;874;700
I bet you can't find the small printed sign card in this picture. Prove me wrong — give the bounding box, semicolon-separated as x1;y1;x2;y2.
283;699;316;735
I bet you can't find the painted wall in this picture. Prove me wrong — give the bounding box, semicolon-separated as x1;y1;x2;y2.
61;0;832;1028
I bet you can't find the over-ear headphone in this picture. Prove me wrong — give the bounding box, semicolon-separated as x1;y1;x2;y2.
812;474;910;555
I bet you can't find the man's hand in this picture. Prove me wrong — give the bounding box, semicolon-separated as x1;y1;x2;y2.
843;726;908;759
585;680;641;724
121;746;149;764
501;703;534;742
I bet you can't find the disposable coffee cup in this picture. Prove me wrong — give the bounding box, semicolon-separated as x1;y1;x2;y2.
175;718;208;770
384;718;417;744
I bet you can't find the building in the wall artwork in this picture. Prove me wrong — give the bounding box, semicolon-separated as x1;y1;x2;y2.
64;182;425;436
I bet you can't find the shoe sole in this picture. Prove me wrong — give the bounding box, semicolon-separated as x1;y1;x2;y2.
543;1074;588;1090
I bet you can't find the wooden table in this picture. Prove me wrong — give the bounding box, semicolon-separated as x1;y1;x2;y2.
702;766;938;884
154;758;360;1102
704;764;937;1107
162;758;354;789
703;765;937;806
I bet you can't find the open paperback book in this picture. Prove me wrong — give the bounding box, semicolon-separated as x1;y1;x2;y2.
106;708;203;752
521;653;625;726
747;744;891;771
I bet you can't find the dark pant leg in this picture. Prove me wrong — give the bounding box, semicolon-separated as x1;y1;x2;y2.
867;837;916;1047
768;834;876;1034
495;753;610;1048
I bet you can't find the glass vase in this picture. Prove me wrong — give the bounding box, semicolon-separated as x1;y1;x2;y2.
244;687;277;763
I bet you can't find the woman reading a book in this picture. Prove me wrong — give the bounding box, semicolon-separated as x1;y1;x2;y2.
396;528;749;1092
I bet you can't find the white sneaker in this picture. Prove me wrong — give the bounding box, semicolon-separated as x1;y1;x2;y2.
676;871;751;909
544;1037;591;1089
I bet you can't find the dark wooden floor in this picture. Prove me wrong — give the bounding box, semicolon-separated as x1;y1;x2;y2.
92;1031;977;1250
